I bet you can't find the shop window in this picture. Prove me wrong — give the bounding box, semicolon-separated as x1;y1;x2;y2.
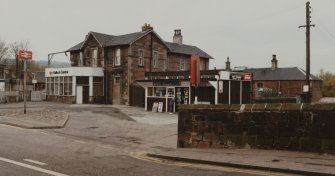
167;88;174;97
154;87;166;97
54;77;59;95
59;77;64;95
50;77;54;95
153;51;158;68
114;48;121;66
148;87;154;96
139;49;144;66
257;82;264;91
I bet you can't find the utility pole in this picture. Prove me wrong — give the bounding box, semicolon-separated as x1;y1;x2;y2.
299;1;315;103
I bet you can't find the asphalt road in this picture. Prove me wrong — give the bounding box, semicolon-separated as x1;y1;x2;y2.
0;102;296;176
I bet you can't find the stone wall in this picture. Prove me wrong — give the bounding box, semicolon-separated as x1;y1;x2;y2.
178;104;335;153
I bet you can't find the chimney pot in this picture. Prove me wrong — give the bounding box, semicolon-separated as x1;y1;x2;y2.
271;54;278;70
173;29;183;44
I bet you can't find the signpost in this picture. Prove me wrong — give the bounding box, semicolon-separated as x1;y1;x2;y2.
18;50;32;114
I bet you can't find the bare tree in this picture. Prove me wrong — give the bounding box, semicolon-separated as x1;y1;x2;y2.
8;41;31;79
0;38;8;62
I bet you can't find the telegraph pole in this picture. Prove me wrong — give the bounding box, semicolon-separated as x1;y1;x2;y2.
299;1;315;103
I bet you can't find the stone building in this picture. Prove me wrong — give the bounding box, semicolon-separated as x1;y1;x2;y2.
46;24;213;105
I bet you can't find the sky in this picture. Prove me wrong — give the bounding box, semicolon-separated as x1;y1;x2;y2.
1;0;334;74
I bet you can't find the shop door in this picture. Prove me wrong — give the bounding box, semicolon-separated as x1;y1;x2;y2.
175;87;189;112
76;86;83;104
113;76;121;105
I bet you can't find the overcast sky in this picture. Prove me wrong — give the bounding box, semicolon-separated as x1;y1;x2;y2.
1;0;334;74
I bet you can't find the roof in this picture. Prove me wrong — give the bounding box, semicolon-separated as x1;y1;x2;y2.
245;67;321;81
66;30;212;59
165;42;213;59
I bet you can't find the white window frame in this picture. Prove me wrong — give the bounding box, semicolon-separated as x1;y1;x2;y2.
139;49;144;66
91;48;98;67
79;52;83;66
115;48;121;66
180;58;185;71
153;51;158;68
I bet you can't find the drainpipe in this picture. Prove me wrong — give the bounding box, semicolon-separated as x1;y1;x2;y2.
150;32;153;72
104;47;108;104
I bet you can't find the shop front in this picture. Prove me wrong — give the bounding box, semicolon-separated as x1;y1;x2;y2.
45;67;104;104
137;80;190;112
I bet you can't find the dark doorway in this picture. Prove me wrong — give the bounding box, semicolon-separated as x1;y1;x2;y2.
83;86;89;104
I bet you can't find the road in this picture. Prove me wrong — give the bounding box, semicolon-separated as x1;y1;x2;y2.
0;102;296;176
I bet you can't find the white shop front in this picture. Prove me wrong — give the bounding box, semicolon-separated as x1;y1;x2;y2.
45;67;104;104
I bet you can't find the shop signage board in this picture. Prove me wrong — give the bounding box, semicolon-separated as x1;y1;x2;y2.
190;55;200;87
219;81;223;93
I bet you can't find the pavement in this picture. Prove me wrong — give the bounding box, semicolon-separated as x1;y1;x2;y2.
1;102;335;175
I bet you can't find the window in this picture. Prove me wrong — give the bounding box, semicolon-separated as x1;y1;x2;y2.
180;58;185;71
0;68;4;79
139;49;144;66
54;77;59;95
257;82;264;91
79;52;83;66
92;48;98;67
114;76;120;85
114;48;121;66
153;51;158;68
59;77;64;95
200;59;205;70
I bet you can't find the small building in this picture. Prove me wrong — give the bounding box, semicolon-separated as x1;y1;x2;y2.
245;55;322;103
137;69;252;112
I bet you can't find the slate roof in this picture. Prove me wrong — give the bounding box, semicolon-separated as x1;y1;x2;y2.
245;67;321;81
67;30;212;59
165;42;213;59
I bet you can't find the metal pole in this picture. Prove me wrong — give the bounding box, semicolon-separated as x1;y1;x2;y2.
23;59;26;114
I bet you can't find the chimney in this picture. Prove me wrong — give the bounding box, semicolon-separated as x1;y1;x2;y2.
173;29;183;44
271;54;278;70
226;57;231;70
142;23;153;32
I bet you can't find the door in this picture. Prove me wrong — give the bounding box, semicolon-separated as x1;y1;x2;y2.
76;86;83;104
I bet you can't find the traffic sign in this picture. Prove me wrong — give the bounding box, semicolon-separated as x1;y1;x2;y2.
18;50;33;60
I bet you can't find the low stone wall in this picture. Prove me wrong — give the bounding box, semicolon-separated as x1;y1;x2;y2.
178;104;335;153
47;95;75;104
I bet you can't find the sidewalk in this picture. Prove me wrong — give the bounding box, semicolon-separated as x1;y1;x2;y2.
148;148;335;176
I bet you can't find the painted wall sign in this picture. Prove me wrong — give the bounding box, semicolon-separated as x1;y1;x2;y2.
219;81;223;93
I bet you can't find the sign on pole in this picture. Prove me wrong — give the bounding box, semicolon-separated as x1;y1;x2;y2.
18;50;32;114
18;50;33;60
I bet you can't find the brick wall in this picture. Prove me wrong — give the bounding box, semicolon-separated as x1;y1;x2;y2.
253;80;322;102
178;104;335;153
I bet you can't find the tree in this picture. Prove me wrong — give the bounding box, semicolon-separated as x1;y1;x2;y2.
318;69;335;97
8;41;30;79
0;38;8;62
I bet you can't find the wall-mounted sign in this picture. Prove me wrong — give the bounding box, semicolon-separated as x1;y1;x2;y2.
219;81;223;93
49;70;69;75
244;73;252;81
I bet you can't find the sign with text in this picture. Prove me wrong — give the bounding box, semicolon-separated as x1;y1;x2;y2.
18;50;33;60
218;81;223;93
243;73;252;81
190;55;200;87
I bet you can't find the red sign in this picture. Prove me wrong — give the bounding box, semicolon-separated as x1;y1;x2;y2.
18;50;33;60
244;73;252;80
190;55;201;87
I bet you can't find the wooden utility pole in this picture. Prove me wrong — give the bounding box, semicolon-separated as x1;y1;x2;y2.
299;1;315;103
